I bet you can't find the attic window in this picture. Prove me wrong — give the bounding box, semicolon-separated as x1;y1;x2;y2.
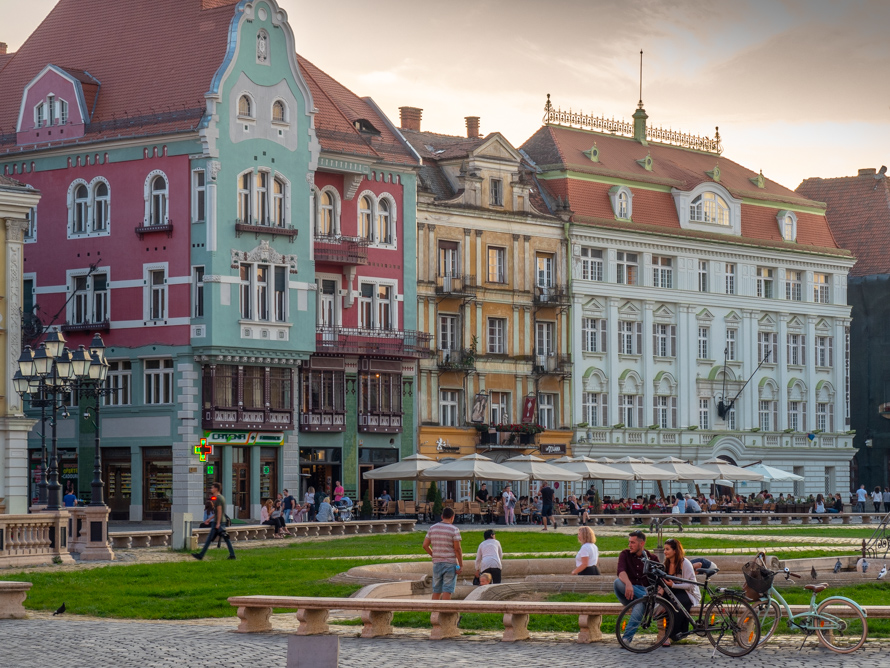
777;210;797;242
353;118;380;135
490;178;503;206
35;102;45;128
690;192;729;226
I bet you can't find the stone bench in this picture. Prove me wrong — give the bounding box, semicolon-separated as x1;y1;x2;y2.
191;519;415;548
0;582;32;619
553;514;580;526
108;530;172;549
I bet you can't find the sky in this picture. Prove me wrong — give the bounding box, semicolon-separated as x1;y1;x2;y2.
2;0;888;189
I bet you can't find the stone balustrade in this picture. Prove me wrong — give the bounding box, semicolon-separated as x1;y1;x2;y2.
0;512;74;567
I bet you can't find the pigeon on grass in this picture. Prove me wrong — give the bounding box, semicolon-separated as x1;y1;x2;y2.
53;603;65;616
879;565;887;580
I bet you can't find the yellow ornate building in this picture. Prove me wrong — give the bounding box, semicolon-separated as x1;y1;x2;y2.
400;110;572;498
0;176;40;514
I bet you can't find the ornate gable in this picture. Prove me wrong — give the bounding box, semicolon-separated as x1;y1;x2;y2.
231;240;298;273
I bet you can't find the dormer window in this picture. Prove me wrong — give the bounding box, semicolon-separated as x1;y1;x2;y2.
35;102;45;128
59;99;68;125
238;95;253;119
48;95;56;125
490;178;503;206
608;185;633;220
777;210;797;242
690;192;729;226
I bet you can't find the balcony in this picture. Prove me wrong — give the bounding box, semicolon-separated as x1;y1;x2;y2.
359;411;402;434
235;219;298;242
534;284;570;306
61;319;110;333
135;220;173;239
316;326;432;359
314;235;369;265
437;348;476;371
533;353;572;376
300;411;346;433
202;406;293;431
435;274;476;297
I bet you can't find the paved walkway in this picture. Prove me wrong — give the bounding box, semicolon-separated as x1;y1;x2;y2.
2;617;885;667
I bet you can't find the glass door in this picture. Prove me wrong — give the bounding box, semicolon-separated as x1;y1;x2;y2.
232;446;250;519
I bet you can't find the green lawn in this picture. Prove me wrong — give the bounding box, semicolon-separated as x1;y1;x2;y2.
686;527;877;539
0;530;872;622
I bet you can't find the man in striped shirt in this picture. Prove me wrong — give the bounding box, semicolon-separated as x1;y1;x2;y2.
423;506;463;600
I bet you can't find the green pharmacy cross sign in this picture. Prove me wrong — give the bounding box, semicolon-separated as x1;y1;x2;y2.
194;438;213;462
206;465;215;475
263;465;271;475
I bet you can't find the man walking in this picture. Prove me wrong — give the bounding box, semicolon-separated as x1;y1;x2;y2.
282;489;295;523
192;482;235;561
855;484;867;513
540;483;556;531
422;506;462;600
614;530;659;642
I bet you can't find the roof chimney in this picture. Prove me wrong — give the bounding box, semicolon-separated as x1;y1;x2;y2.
0;43;7;55
859;168;877;176
465;116;480;138
399;106;422;132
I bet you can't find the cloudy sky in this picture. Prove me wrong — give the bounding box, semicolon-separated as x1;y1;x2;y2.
3;0;888;189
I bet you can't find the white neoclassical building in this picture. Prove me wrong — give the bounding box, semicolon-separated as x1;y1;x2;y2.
522;99;855;498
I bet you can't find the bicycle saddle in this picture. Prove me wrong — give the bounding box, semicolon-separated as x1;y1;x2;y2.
697;566;720;577
804;583;829;593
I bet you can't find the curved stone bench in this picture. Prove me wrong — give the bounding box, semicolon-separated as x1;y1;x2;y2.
109;530;172;549
0;582;32;619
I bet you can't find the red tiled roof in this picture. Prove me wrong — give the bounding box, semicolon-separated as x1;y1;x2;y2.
797;172;890;276
298;56;418;167
0;52;14;73
522;123;842;252
0;174;27;187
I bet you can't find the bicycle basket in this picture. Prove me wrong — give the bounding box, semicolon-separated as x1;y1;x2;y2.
742;561;775;595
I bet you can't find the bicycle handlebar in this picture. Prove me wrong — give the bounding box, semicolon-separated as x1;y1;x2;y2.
783;567;801;579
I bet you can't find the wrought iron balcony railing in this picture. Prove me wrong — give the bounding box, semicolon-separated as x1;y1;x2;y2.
435;274;476;296
202;406;293;431
135;220;173;239
533;284;570;306
313;234;370;264
315;326;433;358
61;319;110;333
300;410;346;433
235;218;298;242
533;353;572;376
437;348;476;371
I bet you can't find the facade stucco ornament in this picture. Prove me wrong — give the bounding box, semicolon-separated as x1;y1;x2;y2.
6;218;28;243
6;219;28;413
231;240;298;274
305;171;315;187
256;29;269;64
208;161;222;182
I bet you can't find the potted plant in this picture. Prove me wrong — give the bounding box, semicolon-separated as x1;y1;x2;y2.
427;482;443;523
474;423;492;445
360;489;373;519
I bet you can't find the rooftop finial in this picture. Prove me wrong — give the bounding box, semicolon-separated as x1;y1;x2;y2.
637;49;644;109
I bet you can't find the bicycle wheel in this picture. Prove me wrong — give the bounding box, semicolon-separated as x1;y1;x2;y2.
753;598;782;646
814;598;868;653
615;594;675;653
704;594;761;657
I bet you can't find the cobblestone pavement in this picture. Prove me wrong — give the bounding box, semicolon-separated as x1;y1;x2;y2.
2;617;886;668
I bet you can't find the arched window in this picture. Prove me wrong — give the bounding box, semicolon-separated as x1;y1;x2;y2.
690;192;729;226
617;191;628;218
359;196;373;240
377;198;391;244
255;171;269;224
93;181;109;231
319;191;335;236
73;184;89;233
272;176;286;227
238;172;252;222
272;100;286;123
238;95;253;118
150;175;168;226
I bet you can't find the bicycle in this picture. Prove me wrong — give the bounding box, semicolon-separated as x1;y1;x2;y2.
746;552;868;653
615;556;760;657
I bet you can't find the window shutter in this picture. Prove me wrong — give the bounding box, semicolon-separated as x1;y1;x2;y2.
652;397;658;426
652;324;657;354
772;401;778;431
829;403;834;432
670;325;677;357
637;395;644;428
801;403;807;432
602;393;608;426
671;396;678;429
786;335;791;364
600;319;607;353
635;321;643;355
801;335;806;366
828;337;834;367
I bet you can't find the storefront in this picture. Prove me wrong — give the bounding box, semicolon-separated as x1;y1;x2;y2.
299;447;341;500
358;447;399;502
102;447;132;520
143;446;172;521
29;447;78;505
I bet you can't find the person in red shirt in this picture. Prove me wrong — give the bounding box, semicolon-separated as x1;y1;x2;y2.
614;530;659;642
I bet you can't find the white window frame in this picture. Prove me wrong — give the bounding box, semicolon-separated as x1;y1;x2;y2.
616;251;638;285
652;256;673;289
356;279;397;331
104;360;132;406
690;191;730;226
489;178;503;206
144;358;174;405
147;267;167;322
315;186;340;236
619;394;642;427
698;260;708;292
356;190;397;248
536;254;554;288
582;317;606;353
440;390;460;427
271;99;288;124
724;263;736;295
91;178;110;233
758;331;778;363
653;323;676;358
143;170;170;227
488;317;506;354
785;270;802;301
698;326;710;359
583;392;606;427
726;327;737;361
536;320;555;357
813;273;830;304
759;399;777;431
238;93;255;119
490;391;510;425
756;267;774;298
608;185;633;220
487;246;506;283
192;169;206;223
67;268;110;326
538;393;556;429
777;210;798;242
816;335;834;368
25;205;37;242
580;247;603;281
618;320;637;355
193;266;205;319
788;400;804;432
438;314;459;351
816;402;834;432
653;395;677;429
699;398;710;430
787;333;806;366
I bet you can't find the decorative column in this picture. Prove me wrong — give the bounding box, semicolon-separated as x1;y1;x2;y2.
512;234;520;290
427;224;436;283
741;309;757;430
607;297;620;427
677;305;694;428
805;315;818;432
777;314;789;430
523;236;531;293
642;301;654;426
463;228;471;282
475;230;483;287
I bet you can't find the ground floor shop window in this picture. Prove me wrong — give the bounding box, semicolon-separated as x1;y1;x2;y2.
143;447;172;521
103;447;131;520
232;446;250;520
260;447;278;502
358;447;399;502
300;447;341;501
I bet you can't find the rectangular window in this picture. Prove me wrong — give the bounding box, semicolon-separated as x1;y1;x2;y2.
538;393;556;429
759;400;777;431
255;265;269;321
487;317;506;354
359;283;373;328
652;256;673;289
788;401;804;431
726;327;737;361
269;367;292;411
438;241;460;278
255;171;269;225
440;390;460;427
490;391;510;425
242;367;264;409
785;270;802;301
193;266;205;318
616;251;638;285
104;361;132;406
144;359;174;405
582;392;606;427
580;247;603;281
274;266;286;322
490;178;503;206
439;315;459;351
25;206;37;240
816;403;833;432
787;333;806;366
536;254;554;288
92;273;108;323
653;395;677;429
699;398;710;430
487;247;506;283
618;320;639;355
359;371;402;417
193;170;206;223
698;260;708;292
724;263;736;295
149;269;166;321
814;273;830;303
238;172;252;222
619;394;640;428
240;264;252;320
72;275;89;325
300;369;344;414
582;317;607;353
756;267;774;298
698;326;709;359
816;335;834;367
653;323;677;357
536;321;554;357
726;405;737;430
377;285;392;330
758;331;778;363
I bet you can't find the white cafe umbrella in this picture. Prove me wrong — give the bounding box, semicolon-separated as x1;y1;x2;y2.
743;463;804;482
594;457;619;464
502;455;583;482
421;453;529;484
655;457;721;481
362;454;441;481
698;458;764;482
610;456;680;481
557;456;635;481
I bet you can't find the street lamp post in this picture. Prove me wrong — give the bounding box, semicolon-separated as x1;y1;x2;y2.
73;334;112;507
